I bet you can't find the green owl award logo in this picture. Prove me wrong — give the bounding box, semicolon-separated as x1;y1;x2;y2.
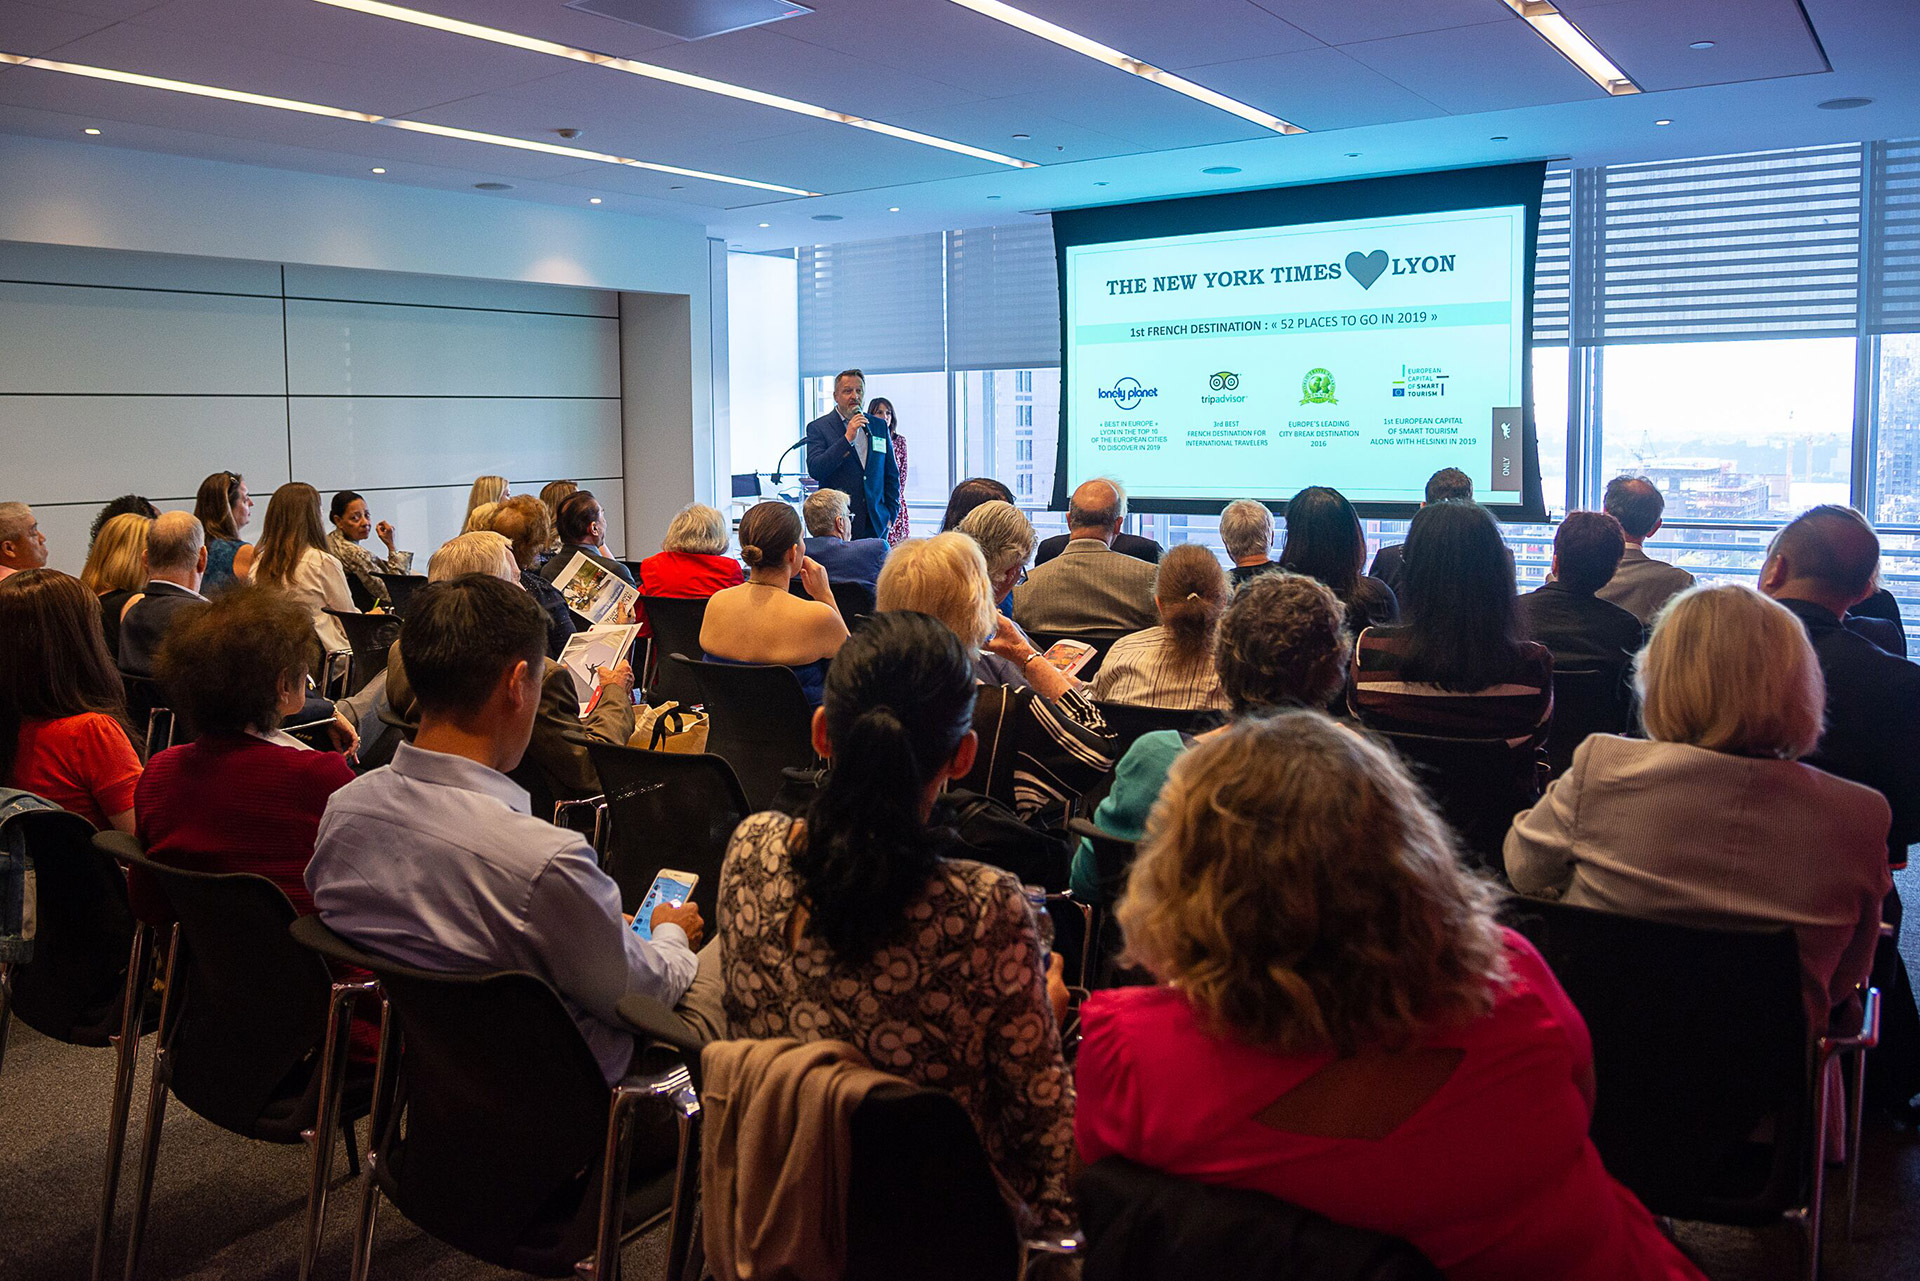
1300;367;1338;405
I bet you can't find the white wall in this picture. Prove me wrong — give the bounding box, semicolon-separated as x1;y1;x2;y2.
0;134;717;555
727;251;800;480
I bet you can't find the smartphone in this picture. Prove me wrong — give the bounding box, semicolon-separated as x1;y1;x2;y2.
1040;638;1097;678
631;869;699;940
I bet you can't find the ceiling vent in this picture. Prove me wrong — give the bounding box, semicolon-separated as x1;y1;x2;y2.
566;0;811;40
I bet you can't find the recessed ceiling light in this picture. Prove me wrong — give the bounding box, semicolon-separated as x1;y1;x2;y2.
1345;151;1360;157
589;197;602;204
83;126;101;135
370;166;386;173
1201;165;1241;175
811;214;842;221
944;0;1305;134
1654;118;1672;126
1688;40;1715;50
1094;180;1109;186
1498;0;1638;96
987;194;1001;199
474;181;513;190
308;0;1036;169
1817;97;1874;111
758;221;770;227
1012;132;1029;139
0;50;820;195
888;206;900;212
1489;135;1508;142
669;185;684;190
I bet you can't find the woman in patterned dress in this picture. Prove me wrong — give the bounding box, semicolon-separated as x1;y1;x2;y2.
870;397;910;546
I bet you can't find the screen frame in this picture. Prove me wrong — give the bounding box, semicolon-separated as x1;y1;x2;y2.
1050;162;1549;522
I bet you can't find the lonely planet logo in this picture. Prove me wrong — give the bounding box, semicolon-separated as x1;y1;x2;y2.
1098;376;1158;411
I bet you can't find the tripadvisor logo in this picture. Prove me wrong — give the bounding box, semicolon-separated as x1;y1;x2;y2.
1097;376;1158;411
1300;367;1337;405
1203;370;1245;406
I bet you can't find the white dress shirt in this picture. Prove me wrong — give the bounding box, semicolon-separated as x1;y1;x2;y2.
308;740;696;1082
842;406;869;469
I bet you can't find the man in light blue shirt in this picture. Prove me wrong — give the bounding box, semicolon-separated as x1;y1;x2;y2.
308;573;701;1083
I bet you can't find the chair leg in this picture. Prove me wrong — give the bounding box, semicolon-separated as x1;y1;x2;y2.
1846;1047;1868;1243
583;1091;639;1281
1805;1052;1833;1281
350;995;398;1281
0;960;13;1081
122;926;182;1281
93;924;152;1281
341;1117;360;1179
297;981;361;1281
664;1105;701;1281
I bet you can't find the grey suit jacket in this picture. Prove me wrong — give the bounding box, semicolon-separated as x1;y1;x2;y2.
1009;538;1158;636
1595;545;1695;623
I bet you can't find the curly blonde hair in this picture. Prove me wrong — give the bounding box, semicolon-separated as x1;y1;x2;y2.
1118;712;1508;1054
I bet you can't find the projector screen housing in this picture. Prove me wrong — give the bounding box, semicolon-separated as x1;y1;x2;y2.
1051;163;1549;522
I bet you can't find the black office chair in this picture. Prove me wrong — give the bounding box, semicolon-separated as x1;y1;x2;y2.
620;560;648;585
1502;898;1877;1279
373;572;427;616
1067;818;1144;990
638;597;710;708
287;918;699;1281
1368;729;1542;876
1024;630;1130;682
790;576;877;623
118;672;184;758
0;811;155;1281
1543;667;1633;779
322;609;401;697
579;743;747;923
1077;1156;1441;1280
1092;702;1214;757
97;835;375;1281
672;656;817;813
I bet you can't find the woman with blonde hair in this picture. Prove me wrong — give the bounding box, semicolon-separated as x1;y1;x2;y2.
249;481;357;657
464;501;500;534
1078;712;1706;1281
955;499;1034;617
699;501;846;707
81;511;152;658
466;474;508;518
1507;583;1890;1033
1091;542;1230;710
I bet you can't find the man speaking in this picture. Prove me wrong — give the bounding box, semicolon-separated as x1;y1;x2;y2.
805;367;900;541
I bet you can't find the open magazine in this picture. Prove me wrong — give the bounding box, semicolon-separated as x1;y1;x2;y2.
559;624;641;714
552;550;639;626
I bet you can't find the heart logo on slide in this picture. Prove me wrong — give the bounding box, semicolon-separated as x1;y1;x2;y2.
1345;250;1389;289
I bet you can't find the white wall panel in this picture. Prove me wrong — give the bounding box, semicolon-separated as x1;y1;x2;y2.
288;396;621;492
283;265;616;317
349;477;628;569
284;299;619;398
0;282;285;394
0;395;292;506
0;241;281;295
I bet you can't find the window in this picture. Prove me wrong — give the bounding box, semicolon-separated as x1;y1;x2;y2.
959;368;1060;511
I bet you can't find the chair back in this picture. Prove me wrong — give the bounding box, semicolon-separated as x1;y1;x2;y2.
1501;899;1812;1222
1077;1156;1441;1280
639;596;709;707
843;1083;1023;1281
1093;702;1213;757
373;572;427;615
9;811;136;1046
129;854;337;1138
1026;630;1130;682
1544;668;1632;779
833;579;876;621
584;743;747;922
287;916;618;1272
674;657;816;812
119;672;185;756
1370;730;1541;874
322;609;402;696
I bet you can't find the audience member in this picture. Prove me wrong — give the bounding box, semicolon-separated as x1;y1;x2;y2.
1368;467;1472;592
940;476;1015;532
1072;572;1348;903
463;501;500;535
542;490;634;587
538;479;578;561
1596;476;1695;622
0;502;50;581
1033;478;1163;568
193;470;254;594
869;397;911;546
1076;713;1705;1281
1349;500;1552;745
309;573;699;1084
955;498;1035;614
634;503;746;634
1518;510;1644;680
718;610;1073;1228
119;512;208;677
877;534;1116;819
1092;543;1230;711
1218;498;1276;589
81;511;151;659
88;495;159;545
699;501;847;708
327;489;412;609
250;482;357;657
0;569;141;832
801;488;888;595
1507;583;1890;1034
466;474;508;519
1279;485;1399;629
1011;479;1158;636
490;495;574;658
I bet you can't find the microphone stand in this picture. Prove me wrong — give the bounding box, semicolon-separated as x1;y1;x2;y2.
770;437;808;484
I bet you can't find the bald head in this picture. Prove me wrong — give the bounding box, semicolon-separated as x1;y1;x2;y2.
147;509;207;587
1761;504;1880;615
1603;476;1666;542
1068;479;1125;543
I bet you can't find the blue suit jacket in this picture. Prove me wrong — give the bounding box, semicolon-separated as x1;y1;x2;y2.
806;409;899;541
803;535;889;593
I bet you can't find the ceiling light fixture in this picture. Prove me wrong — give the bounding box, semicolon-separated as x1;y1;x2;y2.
758;221;770;227
1689;40;1716;50
1817;97;1873;111
944;0;1304;134
1654;118;1672;125
1498;0;1638;95
83;126;102;134
589;197;602;203
1202;165;1241;175
888;206;900;212
0;51;818;195
370;165;386;172
308;0;1035;168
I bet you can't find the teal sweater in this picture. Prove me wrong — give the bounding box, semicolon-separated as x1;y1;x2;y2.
1070;729;1191;903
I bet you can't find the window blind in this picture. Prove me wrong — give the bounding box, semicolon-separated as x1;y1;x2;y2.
1867;138;1920;334
798;232;945;377
1583;144;1862;343
946;222;1061;370
1531;167;1572;347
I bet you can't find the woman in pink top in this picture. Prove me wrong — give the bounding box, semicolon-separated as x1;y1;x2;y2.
1075;712;1703;1281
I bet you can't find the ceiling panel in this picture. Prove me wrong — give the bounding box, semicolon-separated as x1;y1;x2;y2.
539;162;801;208
1253;0;1523;48
761;0;1108;96
1182;45;1444;131
632;24;983;119
675;116;1001;189
398;0;689;57
1342;17;1610;115
999;0;1323;71
11;0;166;18
0;1;122;55
1569;0;1828;93
881;95;1138;165
992;72;1274;151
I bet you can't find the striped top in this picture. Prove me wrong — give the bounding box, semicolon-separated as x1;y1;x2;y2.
1348;625;1554;747
960;683;1117;820
1091;626;1229;712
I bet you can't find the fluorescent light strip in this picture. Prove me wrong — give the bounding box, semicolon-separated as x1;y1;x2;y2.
944;0;1303;135
1501;0;1639;96
309;0;1038;169
0;51;818;195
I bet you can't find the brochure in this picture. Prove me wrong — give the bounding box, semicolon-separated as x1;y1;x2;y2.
559;624;641;714
553;550;639;626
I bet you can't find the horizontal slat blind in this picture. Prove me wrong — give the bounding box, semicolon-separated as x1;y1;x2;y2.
1531;167;1572;346
946;222;1061;370
1586;144;1863;343
798;232;945;377
1868;139;1920;334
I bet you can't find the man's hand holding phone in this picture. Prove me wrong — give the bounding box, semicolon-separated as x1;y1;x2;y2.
650;901;705;950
